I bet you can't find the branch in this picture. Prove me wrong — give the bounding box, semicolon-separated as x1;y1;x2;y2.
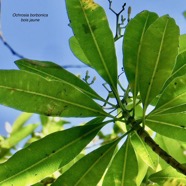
61;64;88;69
137;127;186;175
127;115;186;175
0;0;25;58
0;34;25;58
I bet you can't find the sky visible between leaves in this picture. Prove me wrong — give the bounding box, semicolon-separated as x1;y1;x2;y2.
0;0;186;136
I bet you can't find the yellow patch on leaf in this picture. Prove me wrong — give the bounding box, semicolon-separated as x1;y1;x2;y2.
81;0;98;11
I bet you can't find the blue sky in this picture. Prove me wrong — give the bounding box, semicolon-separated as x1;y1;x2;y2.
0;0;186;135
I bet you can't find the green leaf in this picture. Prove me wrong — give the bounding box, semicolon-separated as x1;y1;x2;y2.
69;36;91;66
183;11;186;19
179;34;186;54
15;59;102;100
0;124;38;149
138;15;179;110
0;124;103;186
52;139;118;186
66;0;118;90
123;10;158;98
146;113;186;141
155;134;186;164
102;137;138;186
135;154;148;186
163;51;186;89
149;166;186;185
0;70;107;117
150;76;186;115
130;132;158;170
11;112;33;134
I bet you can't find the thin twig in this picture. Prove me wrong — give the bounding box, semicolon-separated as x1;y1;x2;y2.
0;35;25;58
0;1;91;69
0;0;25;58
108;0;126;41
61;64;88;69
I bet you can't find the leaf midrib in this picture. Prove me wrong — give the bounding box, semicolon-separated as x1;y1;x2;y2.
144;18;169;110
18;63;102;100
74;140;117;186
0;84;105;115
134;13;150;99
135;132;155;169
152;91;186;115
0;125;102;184
121;139;129;185
79;0;116;90
146;118;186;129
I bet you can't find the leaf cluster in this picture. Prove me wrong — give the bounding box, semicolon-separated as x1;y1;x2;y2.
0;0;186;185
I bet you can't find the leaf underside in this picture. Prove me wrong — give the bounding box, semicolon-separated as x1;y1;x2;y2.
66;0;118;89
0;70;107;117
0;124;103;186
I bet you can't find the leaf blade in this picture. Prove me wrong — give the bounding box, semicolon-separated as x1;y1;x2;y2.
139;15;179;110
102;137;138;186
1;124;38;149
0;124;103;186
66;0;118;89
149;166;186;185
179;34;186;54
69;36;91;66
151;75;186;115
11;112;33;134
146;113;186;141
130;132;158;170
52;139;118;186
162;51;186;89
15;59;102;100
0;70;107;117
123;10;158;98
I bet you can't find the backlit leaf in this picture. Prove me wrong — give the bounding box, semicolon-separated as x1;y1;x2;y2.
11;112;33;134
0;70;107;117
15;59;102;100
130;132;158;169
66;0;118;90
150;75;186;115
0;124;103;186
138;15;179;110
102;137;138;186
163;51;186;89
155;134;186;164
52;139;118;186
179;34;186;54
146;113;186;141
69;36;91;66
123;11;158;99
149;166;186;185
0;124;38;149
